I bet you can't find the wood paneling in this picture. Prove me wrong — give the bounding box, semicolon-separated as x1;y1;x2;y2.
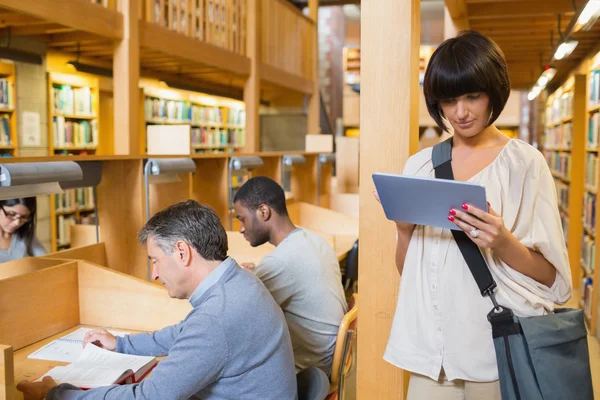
191;158;230;226
43;243;108;268
0;345;14;400
139;21;251;76
96;160;147;279
78;261;191;331
291;155;318;204
0;263;80;351
358;0;420;398
259;0;314;81
253;155;282;182
148;174;192;218
0;258;65;281
0;0;122;39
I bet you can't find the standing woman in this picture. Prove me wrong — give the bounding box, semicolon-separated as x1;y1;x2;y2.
379;31;572;399
0;197;46;263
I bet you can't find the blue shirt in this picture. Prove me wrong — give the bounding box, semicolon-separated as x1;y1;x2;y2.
47;258;298;400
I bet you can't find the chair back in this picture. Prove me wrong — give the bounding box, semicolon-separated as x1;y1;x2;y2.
343;240;359;290
328;293;358;397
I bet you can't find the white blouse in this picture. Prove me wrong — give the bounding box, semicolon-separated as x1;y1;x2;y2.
383;139;572;382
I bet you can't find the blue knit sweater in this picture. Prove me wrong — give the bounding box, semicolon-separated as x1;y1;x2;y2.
47;257;298;399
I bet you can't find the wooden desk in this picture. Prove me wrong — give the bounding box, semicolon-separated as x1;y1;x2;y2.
14;325;144;391
0;260;191;399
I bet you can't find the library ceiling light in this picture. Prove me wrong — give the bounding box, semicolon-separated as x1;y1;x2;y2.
575;0;600;32
527;87;542;102
527;67;556;101
67;61;113;78
535;67;557;88
0;161;83;201
554;40;578;61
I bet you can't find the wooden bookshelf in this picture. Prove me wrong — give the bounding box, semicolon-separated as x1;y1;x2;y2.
48;72;101;156
50;187;97;252
343;46;360;85
542;75;587;300
0;62;18;157
140;83;246;155
582;53;600;335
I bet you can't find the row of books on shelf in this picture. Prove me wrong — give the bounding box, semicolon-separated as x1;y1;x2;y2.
583;192;596;235
54;188;95;212
581;276;594;319
585;153;598;190
590;69;600;109
556;181;569;211
582;235;596;276
191;127;245;149
53;117;98;149
144;97;246;127
0;116;11;146
545;123;572;148
546;91;573;125
0;79;14;109
52;85;94;116
588;112;600;148
56;214;96;247
545;151;571;178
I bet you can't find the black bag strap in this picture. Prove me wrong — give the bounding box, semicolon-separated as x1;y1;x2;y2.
432;138;498;298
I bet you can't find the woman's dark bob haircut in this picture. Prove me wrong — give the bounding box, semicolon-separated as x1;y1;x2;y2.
423;30;510;132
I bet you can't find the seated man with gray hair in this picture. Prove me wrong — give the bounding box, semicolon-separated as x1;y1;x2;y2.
17;200;297;400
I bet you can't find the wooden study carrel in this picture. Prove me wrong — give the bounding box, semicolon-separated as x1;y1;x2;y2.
0;246;191;400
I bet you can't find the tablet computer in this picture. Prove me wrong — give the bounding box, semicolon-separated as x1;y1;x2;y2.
372;172;487;230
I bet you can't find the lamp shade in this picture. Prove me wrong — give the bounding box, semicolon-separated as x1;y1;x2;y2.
58;161;102;190
146;158;196;175
318;153;336;164
0;161;82;187
229;156;264;171
282;154;307;166
0;161;83;201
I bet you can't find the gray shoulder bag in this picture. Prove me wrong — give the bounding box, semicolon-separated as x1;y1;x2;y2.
432;138;594;400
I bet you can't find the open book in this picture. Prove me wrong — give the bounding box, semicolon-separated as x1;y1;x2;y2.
28;327;130;363
36;344;157;389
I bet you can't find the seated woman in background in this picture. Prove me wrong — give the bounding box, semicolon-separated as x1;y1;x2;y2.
0;197;46;263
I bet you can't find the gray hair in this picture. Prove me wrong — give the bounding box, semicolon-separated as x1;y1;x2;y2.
138;200;228;261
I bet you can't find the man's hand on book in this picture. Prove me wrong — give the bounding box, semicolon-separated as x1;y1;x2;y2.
83;328;117;351
17;376;57;400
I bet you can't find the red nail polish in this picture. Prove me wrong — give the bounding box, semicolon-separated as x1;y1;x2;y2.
447;216;455;222
449;209;456;215
462;204;468;210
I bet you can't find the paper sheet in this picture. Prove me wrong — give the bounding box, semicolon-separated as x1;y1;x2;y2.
28;328;130;363
36;344;155;388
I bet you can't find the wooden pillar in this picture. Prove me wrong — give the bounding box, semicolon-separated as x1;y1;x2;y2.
244;0;260;153
358;0;420;398
307;0;320;135
569;75;587;291
113;0;140;156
